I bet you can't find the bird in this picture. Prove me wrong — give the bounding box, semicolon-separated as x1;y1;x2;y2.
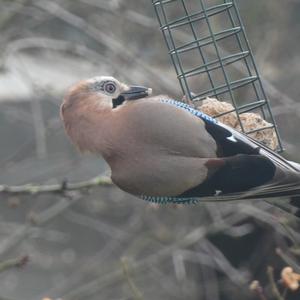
61;75;300;208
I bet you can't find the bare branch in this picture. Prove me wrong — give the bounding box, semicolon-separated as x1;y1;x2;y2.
0;255;29;273
121;257;144;300
267;266;285;300
32;0;177;93
0;176;112;195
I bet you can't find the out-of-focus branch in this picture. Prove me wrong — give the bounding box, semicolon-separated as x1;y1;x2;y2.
0;190;83;257
32;0;177;93
30;91;47;160
3;37;108;66
0;0;30;30
250;281;268;300
121;257;144;300
0;176;112;195
0;255;29;273
267;266;285;300
1;37;139;85
62;212;250;300
276;248;300;273
80;0;157;28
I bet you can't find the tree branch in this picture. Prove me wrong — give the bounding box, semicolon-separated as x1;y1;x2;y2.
121;257;144;300
0;255;29;273
0;176;112;195
267;266;285;300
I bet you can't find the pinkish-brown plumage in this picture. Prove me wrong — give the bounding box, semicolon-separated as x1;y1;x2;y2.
61;80;112;154
61;76;300;203
61;76;218;196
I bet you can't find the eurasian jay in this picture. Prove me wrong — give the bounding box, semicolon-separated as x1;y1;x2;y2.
61;76;300;206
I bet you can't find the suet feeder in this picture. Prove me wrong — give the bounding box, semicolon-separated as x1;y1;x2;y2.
152;0;283;152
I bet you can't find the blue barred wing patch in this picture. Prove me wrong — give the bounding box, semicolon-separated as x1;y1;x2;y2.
160;99;218;125
141;195;200;205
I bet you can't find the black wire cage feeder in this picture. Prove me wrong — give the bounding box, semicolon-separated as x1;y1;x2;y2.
152;0;283;152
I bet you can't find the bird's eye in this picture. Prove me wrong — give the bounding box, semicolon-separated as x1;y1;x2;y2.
104;82;116;94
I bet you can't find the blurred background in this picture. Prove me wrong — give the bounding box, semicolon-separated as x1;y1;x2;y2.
0;0;300;299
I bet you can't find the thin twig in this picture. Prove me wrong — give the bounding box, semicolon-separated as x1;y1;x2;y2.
3;37;109;67
249;280;268;300
276;248;300;273
66;210;130;239
121;257;144;300
267;266;285;300
38;207;143;299
0;176;112;195
33;0;177;93
62;213;249;300
30;91;47;160
0;255;29;273
0;0;30;30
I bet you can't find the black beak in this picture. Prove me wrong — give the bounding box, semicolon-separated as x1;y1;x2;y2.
112;85;152;108
120;85;152;100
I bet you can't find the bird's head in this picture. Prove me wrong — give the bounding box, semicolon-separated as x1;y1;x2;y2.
62;76;152;112
61;76;152;153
